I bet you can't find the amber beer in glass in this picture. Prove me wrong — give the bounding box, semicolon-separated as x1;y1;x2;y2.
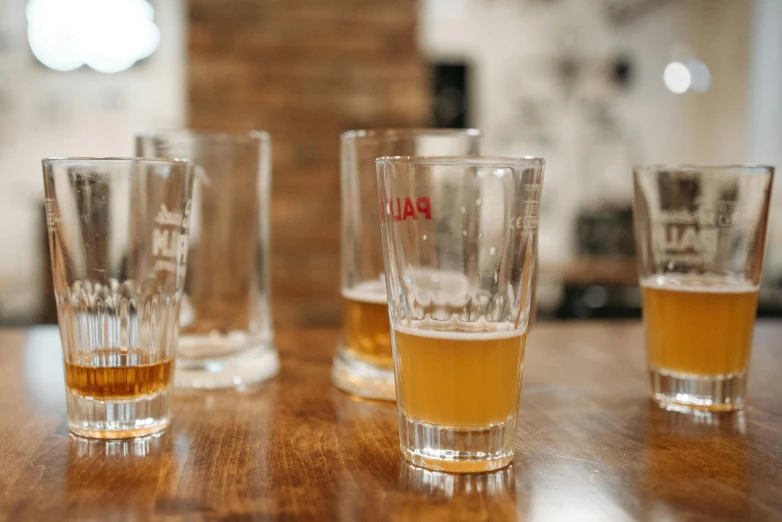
341;280;393;369
377;156;544;472
394;327;527;428
334;129;481;400
633;165;774;411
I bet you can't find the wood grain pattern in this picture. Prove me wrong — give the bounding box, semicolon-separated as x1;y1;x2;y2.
1;322;782;521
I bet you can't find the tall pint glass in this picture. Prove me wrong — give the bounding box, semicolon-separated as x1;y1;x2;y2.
633;165;774;411
334;129;481;400
377;156;544;472
136;131;278;389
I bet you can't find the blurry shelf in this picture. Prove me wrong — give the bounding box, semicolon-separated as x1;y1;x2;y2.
541;256;638;287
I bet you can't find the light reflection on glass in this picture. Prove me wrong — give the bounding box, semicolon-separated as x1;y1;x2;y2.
658;406;746;434
400;462;516;498
391;463;521;521
70;431;165;458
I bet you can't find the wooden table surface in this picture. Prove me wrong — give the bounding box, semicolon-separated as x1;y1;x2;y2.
1;321;781;521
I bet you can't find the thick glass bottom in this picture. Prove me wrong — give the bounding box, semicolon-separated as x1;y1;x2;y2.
331;349;395;401
649;367;747;412
66;388;171;439
176;336;279;390
399;413;516;473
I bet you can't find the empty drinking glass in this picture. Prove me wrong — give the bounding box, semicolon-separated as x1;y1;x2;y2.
136;131;279;389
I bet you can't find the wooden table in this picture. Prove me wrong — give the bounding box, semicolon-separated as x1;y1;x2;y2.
1;322;781;521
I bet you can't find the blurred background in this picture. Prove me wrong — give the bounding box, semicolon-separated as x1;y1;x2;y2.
1;0;781;328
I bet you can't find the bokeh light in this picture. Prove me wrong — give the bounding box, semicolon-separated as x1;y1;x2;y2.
26;0;160;73
663;61;691;94
687;59;711;93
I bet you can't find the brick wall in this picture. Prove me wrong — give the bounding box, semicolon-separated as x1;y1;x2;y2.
187;0;430;327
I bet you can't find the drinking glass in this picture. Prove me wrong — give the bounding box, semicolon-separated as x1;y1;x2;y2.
377;155;544;472
43;157;195;438
633;164;774;411
335;129;481;401
136;131;279;389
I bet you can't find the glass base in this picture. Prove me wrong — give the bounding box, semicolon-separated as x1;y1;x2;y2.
331;349;395;401
66;388;171;439
649;367;747;412
175;337;279;390
399;413;516;473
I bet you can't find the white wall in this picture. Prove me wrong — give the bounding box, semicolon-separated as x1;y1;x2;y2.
0;0;186;321
420;0;774;295
747;0;782;282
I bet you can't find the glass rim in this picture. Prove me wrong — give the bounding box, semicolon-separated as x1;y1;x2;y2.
42;157;193;167
633;163;774;174
135;129;270;143
341;128;481;140
376;155;545;168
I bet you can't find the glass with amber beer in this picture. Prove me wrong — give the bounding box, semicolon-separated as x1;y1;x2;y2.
377;156;544;472
633;165;774;412
43;158;194;438
334;129;481;400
